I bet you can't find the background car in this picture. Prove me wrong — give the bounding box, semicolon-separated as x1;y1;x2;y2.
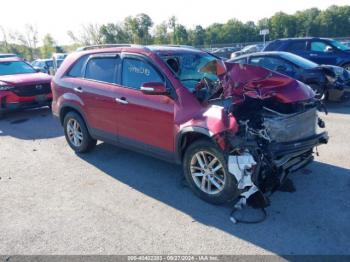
230;44;264;59
229;51;350;99
263;37;350;70
32;58;65;75
0;57;52;118
32;59;54;74
211;47;240;59
0;53;18;58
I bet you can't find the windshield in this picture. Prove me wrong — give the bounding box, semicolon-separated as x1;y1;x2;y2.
160;52;219;91
331;40;350;51
0;61;36;76
281;52;318;69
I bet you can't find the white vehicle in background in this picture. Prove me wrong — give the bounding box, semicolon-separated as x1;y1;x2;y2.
52;53;68;74
230;44;264;59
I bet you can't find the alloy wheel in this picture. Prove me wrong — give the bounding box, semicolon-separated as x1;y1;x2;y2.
66;119;83;147
190;151;226;195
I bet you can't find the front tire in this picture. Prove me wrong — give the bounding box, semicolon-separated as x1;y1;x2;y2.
310;84;326;100
63;111;97;153
183;139;239;205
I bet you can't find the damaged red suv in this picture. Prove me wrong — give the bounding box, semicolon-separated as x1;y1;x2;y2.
52;45;328;204
0;57;52;118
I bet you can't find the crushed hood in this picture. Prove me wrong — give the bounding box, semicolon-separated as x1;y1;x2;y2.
0;73;52;86
220;63;315;103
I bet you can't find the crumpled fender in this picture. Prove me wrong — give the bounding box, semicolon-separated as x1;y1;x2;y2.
179;105;238;136
222;63;315;103
177;105;239;151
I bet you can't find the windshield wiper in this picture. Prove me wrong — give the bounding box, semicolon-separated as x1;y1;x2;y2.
180;78;201;82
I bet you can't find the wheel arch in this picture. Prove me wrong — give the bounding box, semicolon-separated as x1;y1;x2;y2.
175;127;214;163
59;103;88;128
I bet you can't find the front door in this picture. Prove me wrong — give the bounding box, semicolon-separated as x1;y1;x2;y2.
307;40;339;65
114;55;175;158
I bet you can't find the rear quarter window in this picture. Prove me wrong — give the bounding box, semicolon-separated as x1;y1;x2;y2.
264;41;281;51
66;55;88;78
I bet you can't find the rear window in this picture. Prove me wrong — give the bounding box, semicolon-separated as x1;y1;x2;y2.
85;56;119;83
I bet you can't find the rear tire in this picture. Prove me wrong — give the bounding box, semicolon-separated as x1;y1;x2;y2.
63;111;97;153
183;139;239;205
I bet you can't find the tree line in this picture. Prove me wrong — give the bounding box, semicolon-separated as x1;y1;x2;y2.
1;5;350;60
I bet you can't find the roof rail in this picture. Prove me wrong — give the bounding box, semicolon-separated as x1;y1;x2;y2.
164;44;197;49
76;44;137;51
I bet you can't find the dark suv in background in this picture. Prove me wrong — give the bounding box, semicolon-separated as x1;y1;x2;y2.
264;37;350;70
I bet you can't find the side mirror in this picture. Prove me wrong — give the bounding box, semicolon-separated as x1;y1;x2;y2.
200;59;227;76
140;82;168;95
325;46;334;53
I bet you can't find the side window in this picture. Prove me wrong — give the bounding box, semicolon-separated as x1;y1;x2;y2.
85;56;119;83
250;56;295;72
122;58;163;89
66;55;88;78
311;41;332;52
286;41;307;52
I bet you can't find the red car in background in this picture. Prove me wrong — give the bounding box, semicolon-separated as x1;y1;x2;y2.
0;57;52;118
52;45;328;205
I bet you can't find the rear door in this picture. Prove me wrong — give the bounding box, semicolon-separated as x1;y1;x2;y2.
78;53;121;138
114;54;175;157
285;40;308;58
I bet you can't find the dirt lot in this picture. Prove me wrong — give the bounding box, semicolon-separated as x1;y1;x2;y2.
0;97;350;255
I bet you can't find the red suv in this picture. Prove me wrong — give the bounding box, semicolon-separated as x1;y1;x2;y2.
52;45;328;204
0;57;52;118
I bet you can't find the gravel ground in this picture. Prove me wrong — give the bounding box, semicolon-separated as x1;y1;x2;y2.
0;97;349;255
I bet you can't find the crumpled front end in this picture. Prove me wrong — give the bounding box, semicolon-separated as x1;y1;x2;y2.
223;96;328;199
320;65;350;90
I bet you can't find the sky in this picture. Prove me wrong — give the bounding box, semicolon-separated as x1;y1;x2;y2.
0;0;349;45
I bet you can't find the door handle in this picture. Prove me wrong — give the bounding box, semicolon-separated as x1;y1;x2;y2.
74;86;83;93
115;97;128;105
310;54;318;57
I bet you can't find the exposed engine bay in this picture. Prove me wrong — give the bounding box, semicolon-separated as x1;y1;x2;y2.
204;62;329;218
223;97;327;194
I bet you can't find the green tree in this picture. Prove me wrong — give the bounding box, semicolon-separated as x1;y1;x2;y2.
100;23;131;44
40;34;56;58
154;22;169;44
